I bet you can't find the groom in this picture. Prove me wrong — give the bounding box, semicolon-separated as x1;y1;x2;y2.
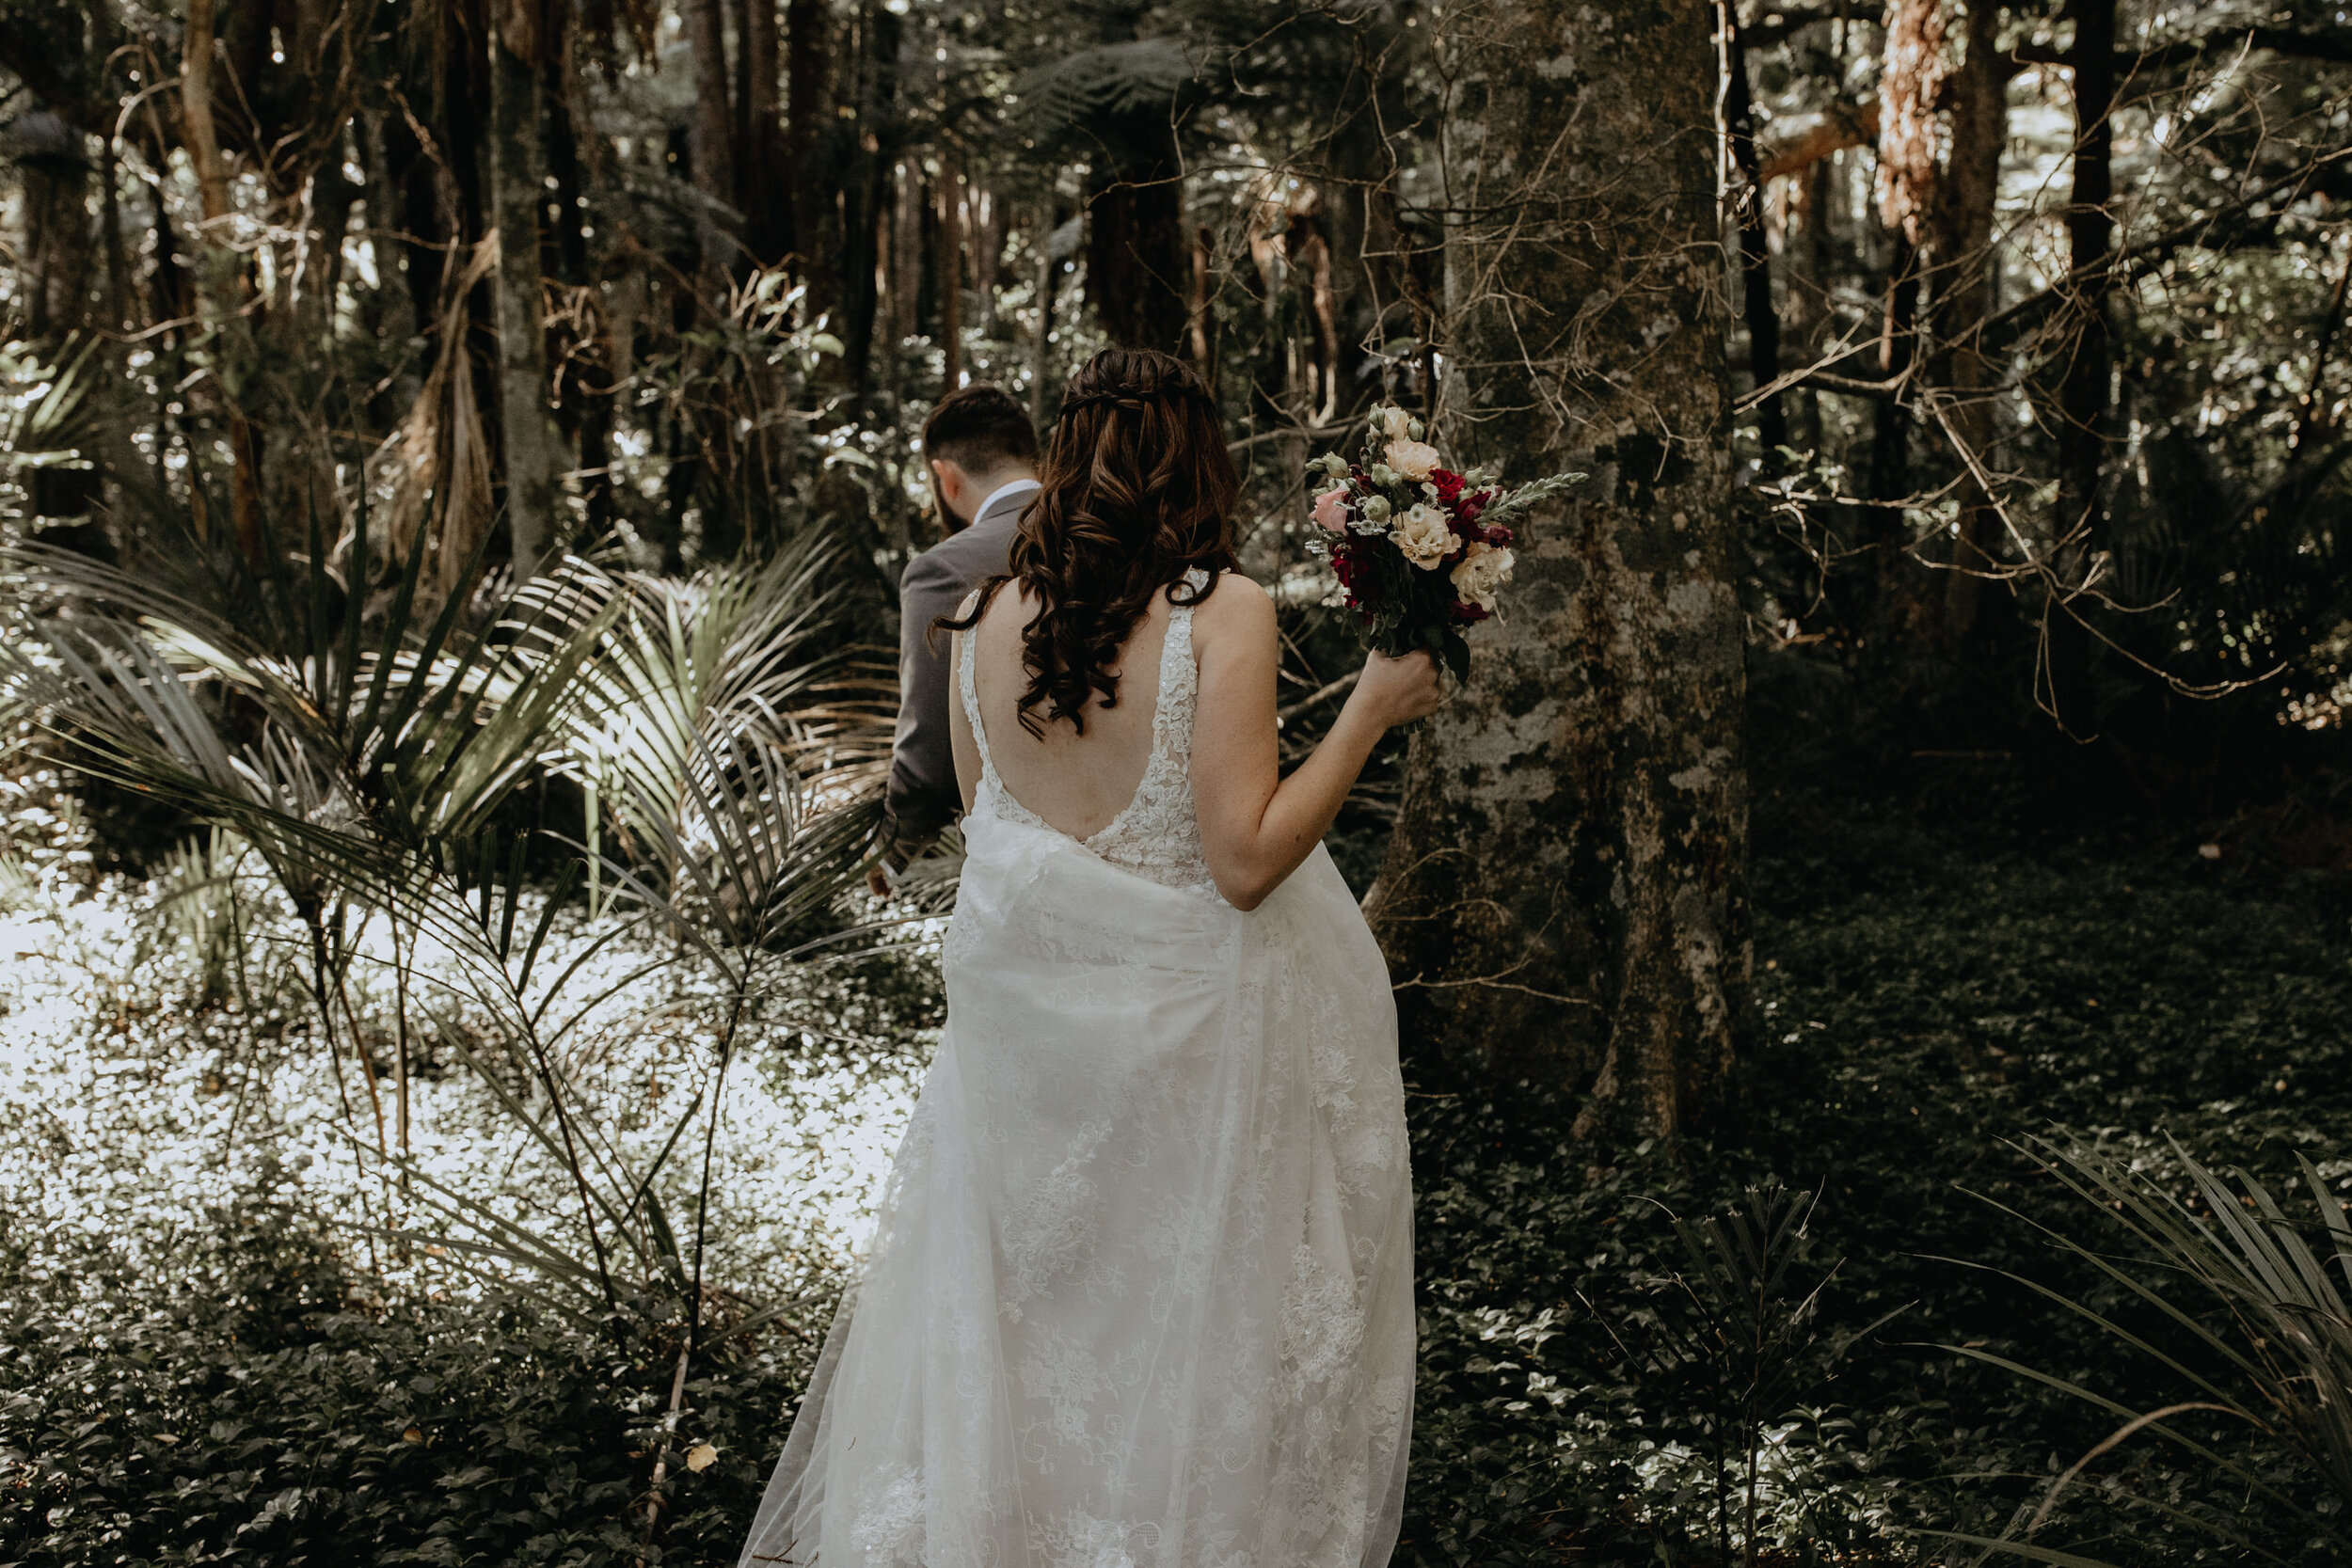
868;385;1042;894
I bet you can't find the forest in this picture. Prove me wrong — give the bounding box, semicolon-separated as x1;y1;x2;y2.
3;0;2352;1560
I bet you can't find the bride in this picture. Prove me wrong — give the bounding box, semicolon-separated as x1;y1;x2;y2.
741;349;1440;1568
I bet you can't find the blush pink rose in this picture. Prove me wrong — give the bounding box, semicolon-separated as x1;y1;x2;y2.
1384;438;1440;482
1311;485;1352;533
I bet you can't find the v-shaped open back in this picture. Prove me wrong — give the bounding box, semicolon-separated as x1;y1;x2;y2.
956;568;1217;892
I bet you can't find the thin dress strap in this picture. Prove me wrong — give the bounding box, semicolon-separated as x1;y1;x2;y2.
953;588;996;785
1151;568;1209;750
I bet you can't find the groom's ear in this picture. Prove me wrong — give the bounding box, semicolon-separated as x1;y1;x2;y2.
929;458;966;535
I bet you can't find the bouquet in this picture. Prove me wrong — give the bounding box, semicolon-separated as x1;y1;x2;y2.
1302;404;1582;682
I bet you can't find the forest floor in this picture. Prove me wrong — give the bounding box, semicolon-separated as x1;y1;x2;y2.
4;778;2349;1565
1399;791;2352;1562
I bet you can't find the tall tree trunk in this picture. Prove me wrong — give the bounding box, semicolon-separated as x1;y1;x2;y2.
18;113;98;526
181;0;265;561
544;28;612;541
1933;0;2007;641
893;159;924;362
938;152;963;389
489;0;559;577
1723;0;1786;456
740;0;787;264
1030;201;1058;426
838;1;895;397
362;112;423;412
1085;71;1189;353
684;0;739;284
973;185;1002;340
785;0;840;326
2058;0;2115;539
1322;25;1414;413
1868;0;1943;518
2043;0;2115;729
1781;157;1834;452
1375;0;1750;1139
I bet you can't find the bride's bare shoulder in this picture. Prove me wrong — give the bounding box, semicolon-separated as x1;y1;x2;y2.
1186;571;1274;667
1189;569;1272;626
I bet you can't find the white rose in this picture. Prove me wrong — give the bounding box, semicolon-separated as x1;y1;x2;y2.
1394;503;1455;569
1376;404;1413;442
1449;540;1516;610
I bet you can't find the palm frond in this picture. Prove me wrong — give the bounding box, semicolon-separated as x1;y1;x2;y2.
1946;1135;2352;1562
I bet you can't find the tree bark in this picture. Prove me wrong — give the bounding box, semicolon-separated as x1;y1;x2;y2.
180;0;235;230
489;0;560;578
939;152;963;389
785;0;841;327
1721;0;1787;456
180;0;265;561
740;0;788;265
893;159;925;360
17;111;102;525
1084;67;1189;354
2058;0;2116;539
837;0;896;397
1031;201;1060;426
684;0;739;282
1374;0;1750;1140
1933;0;2007;641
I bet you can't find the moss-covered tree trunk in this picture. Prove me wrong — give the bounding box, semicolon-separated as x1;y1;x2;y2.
1372;0;1750;1141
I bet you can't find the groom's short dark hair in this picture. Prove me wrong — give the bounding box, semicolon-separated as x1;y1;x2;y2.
922;385;1039;474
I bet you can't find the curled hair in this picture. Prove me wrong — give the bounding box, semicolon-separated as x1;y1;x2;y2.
938;349;1240;737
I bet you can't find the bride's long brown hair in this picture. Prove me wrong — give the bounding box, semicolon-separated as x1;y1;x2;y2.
938;348;1240;736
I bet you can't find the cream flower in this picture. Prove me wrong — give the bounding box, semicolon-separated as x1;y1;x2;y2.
1450;540;1516;610
1376;404;1413;442
1395;503;1454;568
1385;438;1440;482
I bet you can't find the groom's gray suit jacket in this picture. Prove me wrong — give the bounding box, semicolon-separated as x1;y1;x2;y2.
882;484;1033;861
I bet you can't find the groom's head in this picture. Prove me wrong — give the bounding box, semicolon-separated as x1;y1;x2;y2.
922;386;1040;533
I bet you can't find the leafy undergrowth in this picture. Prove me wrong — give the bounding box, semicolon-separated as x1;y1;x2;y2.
1397;806;2352;1565
0;1182;806;1566
6;799;2351;1565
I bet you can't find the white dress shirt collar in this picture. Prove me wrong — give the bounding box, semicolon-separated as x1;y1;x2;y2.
972;477;1041;526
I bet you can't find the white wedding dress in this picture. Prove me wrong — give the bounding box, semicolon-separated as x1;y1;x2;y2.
741;570;1415;1568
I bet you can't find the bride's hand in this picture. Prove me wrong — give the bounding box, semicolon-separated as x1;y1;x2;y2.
1350;649;1445;728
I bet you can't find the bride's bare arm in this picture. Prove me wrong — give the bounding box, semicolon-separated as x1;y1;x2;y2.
1190;575;1442;911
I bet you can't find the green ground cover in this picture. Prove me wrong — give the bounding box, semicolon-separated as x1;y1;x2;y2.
4;789;2349;1566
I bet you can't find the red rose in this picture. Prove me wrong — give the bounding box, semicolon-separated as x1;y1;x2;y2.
1432;468;1466;503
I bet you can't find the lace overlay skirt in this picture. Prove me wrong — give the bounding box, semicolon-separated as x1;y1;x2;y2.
739;812;1415;1568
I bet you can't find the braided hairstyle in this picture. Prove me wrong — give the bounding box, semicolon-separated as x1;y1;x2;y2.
938;348;1240;737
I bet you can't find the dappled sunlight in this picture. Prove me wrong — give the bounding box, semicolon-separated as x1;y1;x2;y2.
0;767;931;1319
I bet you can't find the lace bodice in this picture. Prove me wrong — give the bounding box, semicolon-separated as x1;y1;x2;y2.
956;568;1216;892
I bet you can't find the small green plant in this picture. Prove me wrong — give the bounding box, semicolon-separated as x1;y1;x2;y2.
1645;1186;1905;1565
147;828;259;1008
